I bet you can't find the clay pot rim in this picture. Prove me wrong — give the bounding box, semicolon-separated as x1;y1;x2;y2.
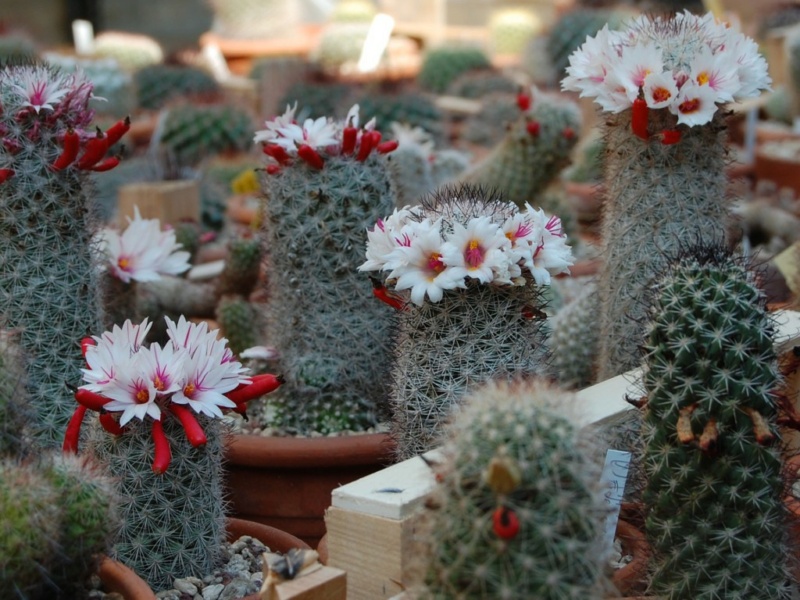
612;518;650;598
226;431;396;469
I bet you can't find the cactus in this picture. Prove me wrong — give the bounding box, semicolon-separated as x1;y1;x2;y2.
93;31;164;70
414;379;612;599
157;103;255;167
256;103;398;433
639;245;792;599
461;92;520;147
546;9;628;79
331;0;377;23
0;332;31;458
354;93;444;143
208;0;300;39
0;64;126;448
446;69;519;99
277;81;353;123
488;8;540;57
217;296;261;356
134;64;220;111
460;88;581;207
70;317;278;591
218;236;262;297
561;12;771;379
549;281;600;390
429;148;470;187
46;55;136;119
0;454;119;599
417;46;492;94
0;33;39;64
312;23;374;75
362;184;573;459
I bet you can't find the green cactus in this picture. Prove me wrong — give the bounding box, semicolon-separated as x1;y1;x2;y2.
87;415;227;591
277;81;353;123
0;34;39;64
429;148;469;187
446;69;519;99
217;296;260;356
640;245;792;599
549;281;600;390
92;31;164;71
312;23;373;75
258;108;397;433
488;8;540;57
217;237;262;297
381;185;567;460
546;9;628;79
386;140;435;206
0;64;107;448
460;90;581;207
354;93;444;143
417;46;492;94
461;92;520;147
134;64;220;111
415;379;612;599
157;103;255;167
0;454;119;599
208;0;299;39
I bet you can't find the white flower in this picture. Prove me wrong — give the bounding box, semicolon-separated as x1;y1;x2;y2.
165;315;217;358
140;342;185;395
643;72;679;109
100;347;161;426
345;103;360;128
278;116;340;150
170;347;240;418
253;102;298;144
441;217;511;284
690;45;740;103
614;43;664;103
388;220;467;305
11;66;69;113
668;81;720;126
359;207;420;272
82;319;152;391
101;207;191;284
562;25;620;97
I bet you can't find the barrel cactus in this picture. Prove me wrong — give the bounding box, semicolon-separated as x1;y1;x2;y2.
417;46;492;94
413;379;612;599
134;64;220;110
562;11;772;379
361;184;573;459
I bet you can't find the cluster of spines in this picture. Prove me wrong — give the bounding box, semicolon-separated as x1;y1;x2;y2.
415;379;612;599
640;245;792;599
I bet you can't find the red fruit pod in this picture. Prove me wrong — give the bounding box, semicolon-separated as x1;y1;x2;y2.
89;156;120;172
516;93;532;111
225;373;285;405
0;168;15;183
562;127;576;141
169;403;208;447
75;130;109;170
266;164;281;175
660;129;682;145
526;121;541;137
104;116;131;146
75;388;112;411
342;126;358;155
63;405;88;454
376;139;399;154
631;98;649;141
492;505;520;540
297;144;325;170
151;419;172;474
52;129;80;171
81;336;97;357
99;412;125;436
263;143;291;165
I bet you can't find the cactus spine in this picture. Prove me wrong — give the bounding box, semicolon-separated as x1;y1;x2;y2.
459;89;581;207
550;281;600;390
364;185;572;460
640;246;792;599
257;105;397;433
415;379;612;599
0;64;120;448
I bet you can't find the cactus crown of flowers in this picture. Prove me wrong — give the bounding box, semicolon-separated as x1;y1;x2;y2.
561;11;770;127
253;102;398;172
98;207;191;284
64;317;283;473
359;186;573;306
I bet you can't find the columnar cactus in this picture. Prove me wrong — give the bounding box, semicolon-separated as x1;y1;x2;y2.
255;103;398;433
413;379;612;599
0;64;127;448
639;245;792;599
0;454;119;599
562;11;772;379
0;332;32;458
459;87;582;207
66;317;282;590
361;184;573;459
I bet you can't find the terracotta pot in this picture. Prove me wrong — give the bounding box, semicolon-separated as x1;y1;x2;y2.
754;149;800;195
612;519;650;597
97;517;308;599
225;432;396;548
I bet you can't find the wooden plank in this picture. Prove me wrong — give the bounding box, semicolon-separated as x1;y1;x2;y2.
117;179;200;227
275;566;347;600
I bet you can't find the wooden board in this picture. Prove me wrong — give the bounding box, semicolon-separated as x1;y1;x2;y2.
117;179;200;227
275;566;346;600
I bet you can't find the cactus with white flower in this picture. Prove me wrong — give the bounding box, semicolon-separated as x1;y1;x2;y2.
561;11;772;380
361;184;573;459
254;103;399;433
0;63;128;448
98;207;191;329
459;87;582;207
64;316;282;589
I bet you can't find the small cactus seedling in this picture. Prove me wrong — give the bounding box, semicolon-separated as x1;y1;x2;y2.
361;184;573;459
0;63;127;448
413;379;612;599
66;317;283;590
562;11;772;379
639;245;793;599
459;87;582;207
255;103;399;433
